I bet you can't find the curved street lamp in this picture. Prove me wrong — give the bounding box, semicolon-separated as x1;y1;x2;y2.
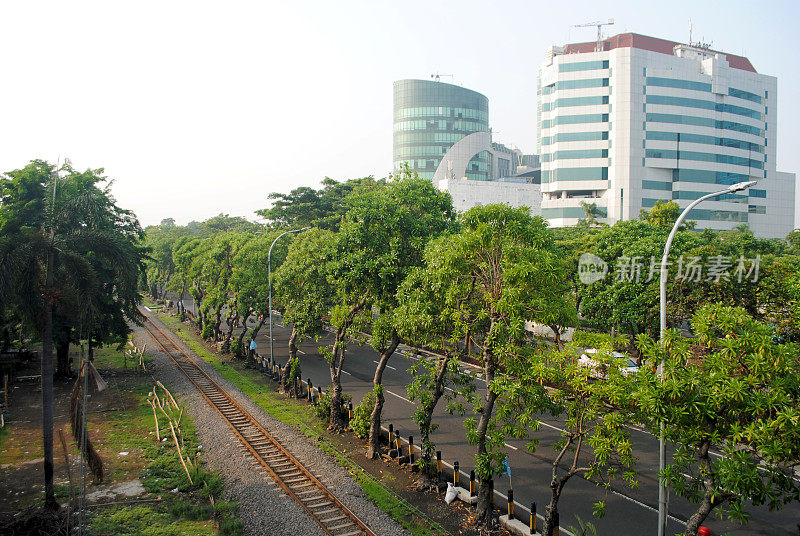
656;180;757;536
268;227;310;368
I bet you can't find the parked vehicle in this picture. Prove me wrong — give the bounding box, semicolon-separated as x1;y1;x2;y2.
578;348;639;379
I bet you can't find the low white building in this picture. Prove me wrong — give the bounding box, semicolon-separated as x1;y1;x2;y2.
437;177;542;216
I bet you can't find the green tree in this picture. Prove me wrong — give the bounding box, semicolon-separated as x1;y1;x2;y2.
639;199;684;228
0;159;146;509
495;346;636;536
395;266;476;469
403;204;574;525
273;228;336;392
258;176;378;232
325;172;454;436
635;305;800;535
579;218;701;346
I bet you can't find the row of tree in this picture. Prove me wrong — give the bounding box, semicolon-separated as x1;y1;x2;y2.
1;160;148;510
144;168;800;536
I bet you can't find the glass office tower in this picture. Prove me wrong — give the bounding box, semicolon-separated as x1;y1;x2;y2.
393;79;490;180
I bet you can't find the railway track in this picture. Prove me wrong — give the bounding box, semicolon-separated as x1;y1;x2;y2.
141;313;378;536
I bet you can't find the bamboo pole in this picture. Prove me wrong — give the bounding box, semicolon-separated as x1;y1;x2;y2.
167;418;192;483
147;398;160;441
156;381;179;410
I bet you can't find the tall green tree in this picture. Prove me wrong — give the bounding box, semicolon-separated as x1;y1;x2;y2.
0;159;146;509
346;170;456;457
258;176;377;232
495;346;636;535
273;229;336;392
402;204;574;525
636;305;800;536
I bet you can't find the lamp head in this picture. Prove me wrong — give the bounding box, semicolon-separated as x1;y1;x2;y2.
728;180;758;193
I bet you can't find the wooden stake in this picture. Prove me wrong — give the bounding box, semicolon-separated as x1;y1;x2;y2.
147;399;160;441
168;419;192;484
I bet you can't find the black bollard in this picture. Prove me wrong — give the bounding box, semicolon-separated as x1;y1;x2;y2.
436;451;442;482
307;378;313;401
507;489;514;519
453;461;460;486
388;424;394;445
530;501;537;535
348;402;354;420
469;470;475;496
408;436;414;464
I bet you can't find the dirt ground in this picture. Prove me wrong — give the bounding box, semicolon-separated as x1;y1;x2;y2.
0;348;152;518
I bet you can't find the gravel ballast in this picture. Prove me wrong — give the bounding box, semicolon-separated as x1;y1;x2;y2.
133;314;411;536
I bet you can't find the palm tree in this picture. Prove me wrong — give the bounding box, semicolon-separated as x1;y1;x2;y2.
0;160;146;510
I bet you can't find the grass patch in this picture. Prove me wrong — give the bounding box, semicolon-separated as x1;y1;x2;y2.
89;333;242;536
91;504;216;536
155;311;446;536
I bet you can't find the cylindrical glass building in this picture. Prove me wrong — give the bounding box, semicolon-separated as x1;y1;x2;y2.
393;79;490;180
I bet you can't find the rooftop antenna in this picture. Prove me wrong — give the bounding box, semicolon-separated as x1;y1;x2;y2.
431;73;453;82
572;19;615;52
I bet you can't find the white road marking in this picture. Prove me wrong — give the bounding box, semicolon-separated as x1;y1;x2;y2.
537;420;565;433
504;443;519;451
372;359;397;371
298;350;305;355
342;370;352;376
386;390;412;404
610;489;684;524
144;306;151;312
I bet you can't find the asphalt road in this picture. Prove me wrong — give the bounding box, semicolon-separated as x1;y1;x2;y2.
164;298;800;535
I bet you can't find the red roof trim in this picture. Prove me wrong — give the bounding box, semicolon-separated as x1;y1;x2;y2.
562;33;756;73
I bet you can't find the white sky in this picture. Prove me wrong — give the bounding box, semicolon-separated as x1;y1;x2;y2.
1;0;798;228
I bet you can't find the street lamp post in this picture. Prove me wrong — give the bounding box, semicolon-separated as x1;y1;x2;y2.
268;227;310;368
656;180;757;536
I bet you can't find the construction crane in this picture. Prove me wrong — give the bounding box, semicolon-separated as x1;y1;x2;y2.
431;73;453;82
572;19;615;52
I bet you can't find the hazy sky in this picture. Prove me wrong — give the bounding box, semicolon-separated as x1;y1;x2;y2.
2;0;798;227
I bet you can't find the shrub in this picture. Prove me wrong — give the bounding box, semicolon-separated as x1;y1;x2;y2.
201;323;214;340
350;387;377;439
314;389;351;421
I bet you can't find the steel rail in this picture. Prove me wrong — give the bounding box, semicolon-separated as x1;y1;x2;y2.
141;313;377;536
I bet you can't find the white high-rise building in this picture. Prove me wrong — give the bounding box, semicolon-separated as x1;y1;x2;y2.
538;33;795;238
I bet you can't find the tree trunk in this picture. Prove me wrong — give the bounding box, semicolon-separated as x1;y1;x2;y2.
417;354;450;465
366;330;401;458
328;300;367;431
549;324;565;350
543;491;561;536
221;304;238;353
683;440;724;536
235;310;252;358
280;328;298;394
329;328;347;431
213;305;223;341
249;315;267;356
475;324;499;526
684;494;718;536
56;339;70;379
41;249;58;511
